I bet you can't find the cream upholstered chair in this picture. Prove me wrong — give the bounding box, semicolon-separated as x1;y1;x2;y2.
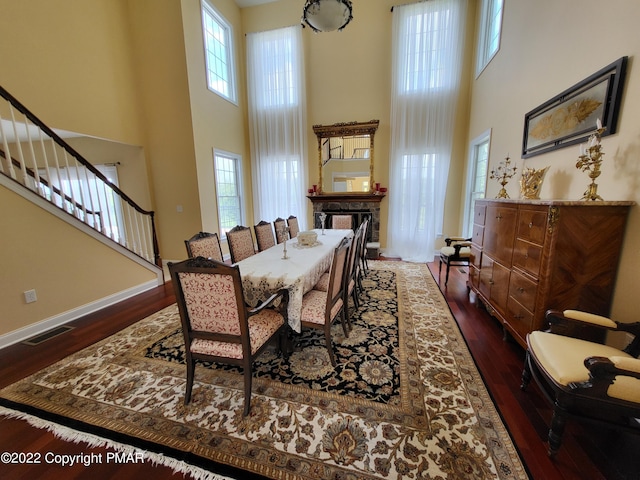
184;231;223;262
273;217;288;244
300;236;350;366
331;214;352;230
227;225;256;264
168;256;289;417
521;309;640;456
254;220;276;252
438;236;472;286
287;215;300;238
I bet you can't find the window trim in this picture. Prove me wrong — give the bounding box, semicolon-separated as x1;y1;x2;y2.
201;0;238;104
213;149;245;241
475;0;504;77
463;129;491;237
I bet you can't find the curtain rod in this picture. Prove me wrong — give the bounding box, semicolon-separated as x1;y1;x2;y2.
391;0;431;12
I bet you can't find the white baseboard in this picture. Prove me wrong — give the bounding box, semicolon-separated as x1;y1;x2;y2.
0;280;159;349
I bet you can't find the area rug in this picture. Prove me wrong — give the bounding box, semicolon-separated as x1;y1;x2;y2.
0;261;528;479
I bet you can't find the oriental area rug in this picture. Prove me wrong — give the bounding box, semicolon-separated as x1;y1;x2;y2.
0;261;528;480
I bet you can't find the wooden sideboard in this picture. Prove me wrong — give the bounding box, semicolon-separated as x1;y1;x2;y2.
468;199;634;348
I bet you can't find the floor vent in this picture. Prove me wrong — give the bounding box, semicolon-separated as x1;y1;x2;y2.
22;325;74;346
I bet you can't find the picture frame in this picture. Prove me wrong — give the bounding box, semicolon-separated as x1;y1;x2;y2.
522;56;627;158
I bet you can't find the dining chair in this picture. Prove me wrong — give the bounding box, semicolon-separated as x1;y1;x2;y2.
313;234;359;330
254;220;276;252
184;231;223;263
300;236;350;367
274;217;288;244
227;225;256;263
332;214;352;230
168;256;289;417
287;215;300;238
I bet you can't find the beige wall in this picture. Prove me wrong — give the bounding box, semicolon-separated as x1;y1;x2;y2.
0;185;157;337
467;0;640;324
181;0;250;257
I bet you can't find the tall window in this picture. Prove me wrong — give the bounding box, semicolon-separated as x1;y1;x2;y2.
476;0;504;76
201;0;236;103
387;0;468;262
214;150;244;239
246;26;307;227
463;131;490;237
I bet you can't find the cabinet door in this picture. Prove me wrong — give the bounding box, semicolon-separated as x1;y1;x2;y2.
490;261;511;314
479;255;494;299
484;205;517;266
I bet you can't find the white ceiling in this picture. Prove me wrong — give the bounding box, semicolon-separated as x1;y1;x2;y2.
234;0;279;8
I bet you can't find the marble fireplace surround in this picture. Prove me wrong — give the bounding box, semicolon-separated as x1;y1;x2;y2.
307;193;385;243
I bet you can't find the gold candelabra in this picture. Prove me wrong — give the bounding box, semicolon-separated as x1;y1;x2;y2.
576;125;606;201
490;155;518;199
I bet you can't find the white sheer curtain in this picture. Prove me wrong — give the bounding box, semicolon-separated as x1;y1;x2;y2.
246;26;307;229
386;0;468;262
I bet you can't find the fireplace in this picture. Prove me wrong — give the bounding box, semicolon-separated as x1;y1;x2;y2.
307;193;385;245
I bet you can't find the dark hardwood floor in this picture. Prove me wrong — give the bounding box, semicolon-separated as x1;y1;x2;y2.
1;262;638;479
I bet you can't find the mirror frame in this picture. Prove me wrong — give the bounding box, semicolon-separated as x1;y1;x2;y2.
313;119;379;194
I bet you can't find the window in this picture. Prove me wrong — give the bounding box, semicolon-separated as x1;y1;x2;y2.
201;0;236;103
214;150;244;238
246;26;307;225
476;0;504;76
386;0;468;262
463;131;490;237
36;164;125;243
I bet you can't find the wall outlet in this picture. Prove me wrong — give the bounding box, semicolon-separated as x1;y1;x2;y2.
24;289;37;303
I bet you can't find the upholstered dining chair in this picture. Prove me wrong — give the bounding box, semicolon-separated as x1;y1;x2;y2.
287;215;300;238
227;225;256;264
184;231;223;263
274;217;288;244
331;214;352;230
521;309;640;456
438;236;472;286
168;256;289;417
299;236;351;367
254;220;276;252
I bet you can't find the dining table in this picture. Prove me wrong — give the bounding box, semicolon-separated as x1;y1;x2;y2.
235;228;353;333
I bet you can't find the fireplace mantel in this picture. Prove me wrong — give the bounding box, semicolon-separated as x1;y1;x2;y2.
306;193;385;204
307;193;385;242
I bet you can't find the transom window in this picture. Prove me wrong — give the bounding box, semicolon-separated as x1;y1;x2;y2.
476;0;504;76
201;0;237;103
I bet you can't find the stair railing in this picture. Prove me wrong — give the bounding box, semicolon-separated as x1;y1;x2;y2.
0;85;160;266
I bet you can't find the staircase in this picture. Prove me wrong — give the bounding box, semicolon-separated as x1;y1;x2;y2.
0;85;160;268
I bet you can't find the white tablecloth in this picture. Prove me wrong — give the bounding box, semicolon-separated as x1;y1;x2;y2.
236;229;353;332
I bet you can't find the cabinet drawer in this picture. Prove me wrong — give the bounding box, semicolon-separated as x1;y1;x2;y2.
470;244;482;268
512;239;543;278
517;208;547;245
474;204;486;226
509;270;538;312
506;297;534;345
472;224;484;247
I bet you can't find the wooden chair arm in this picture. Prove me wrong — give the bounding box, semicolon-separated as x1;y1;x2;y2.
444;236;472;246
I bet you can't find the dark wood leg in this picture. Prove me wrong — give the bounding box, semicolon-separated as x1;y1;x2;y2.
521;352;532;390
185;357;195;404
243;361;252;417
548;404;567;457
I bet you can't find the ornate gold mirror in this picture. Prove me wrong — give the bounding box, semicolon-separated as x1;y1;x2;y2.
313;120;378;194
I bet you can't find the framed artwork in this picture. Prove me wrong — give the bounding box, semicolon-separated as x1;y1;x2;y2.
522;56;627;158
